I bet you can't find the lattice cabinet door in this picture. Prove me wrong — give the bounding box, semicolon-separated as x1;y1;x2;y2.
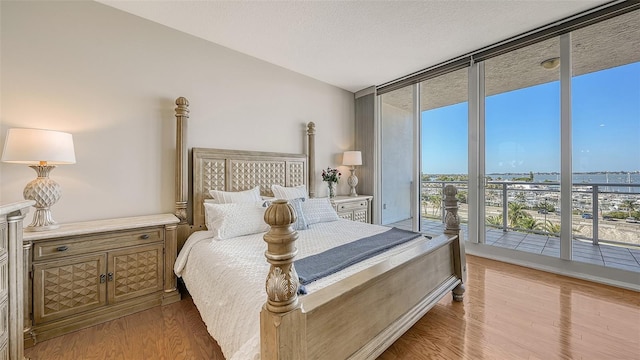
353;209;369;223
32;254;107;324
337;212;354;221
107;243;163;304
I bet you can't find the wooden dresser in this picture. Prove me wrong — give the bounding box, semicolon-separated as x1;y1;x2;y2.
331;195;373;223
0;201;33;360
22;214;180;347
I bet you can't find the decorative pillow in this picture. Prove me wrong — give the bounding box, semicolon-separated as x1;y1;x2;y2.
271;184;308;200
208;186;261;204
204;202;269;240
289;198;309;230
302;197;340;225
262;197;309;231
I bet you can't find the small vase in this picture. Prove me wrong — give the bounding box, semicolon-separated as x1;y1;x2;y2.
328;182;336;198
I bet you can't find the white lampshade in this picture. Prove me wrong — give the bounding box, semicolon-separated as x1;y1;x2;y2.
342;151;362;166
2;128;76;165
2;128;76;231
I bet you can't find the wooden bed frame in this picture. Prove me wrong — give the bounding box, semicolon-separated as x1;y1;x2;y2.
173;97;466;359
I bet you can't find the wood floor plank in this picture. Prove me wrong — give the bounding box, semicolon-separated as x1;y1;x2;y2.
379;255;639;360
25;255;639;359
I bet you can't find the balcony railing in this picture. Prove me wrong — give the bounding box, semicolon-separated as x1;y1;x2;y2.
421;180;640;248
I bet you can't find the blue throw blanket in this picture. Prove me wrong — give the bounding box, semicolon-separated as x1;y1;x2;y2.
294;227;424;294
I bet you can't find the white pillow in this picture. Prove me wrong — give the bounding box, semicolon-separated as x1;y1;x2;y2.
302;198;340;225
271;184;308;200
204;202;269;240
208;186;261;204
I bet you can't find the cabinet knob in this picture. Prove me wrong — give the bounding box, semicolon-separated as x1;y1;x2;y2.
107;272;114;282
140;234;150;239
56;245;69;252
100;274;106;283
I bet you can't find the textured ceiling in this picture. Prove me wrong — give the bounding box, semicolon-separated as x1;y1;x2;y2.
97;0;607;93
382;10;640;112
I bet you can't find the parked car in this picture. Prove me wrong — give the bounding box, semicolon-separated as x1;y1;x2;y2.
581;213;593;219
626;217;639;223
537;209;549;214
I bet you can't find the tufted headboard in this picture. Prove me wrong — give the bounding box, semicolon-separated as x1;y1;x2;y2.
191;148;307;229
173;97;316;249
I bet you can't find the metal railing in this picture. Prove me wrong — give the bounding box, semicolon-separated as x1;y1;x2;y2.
421;180;640;247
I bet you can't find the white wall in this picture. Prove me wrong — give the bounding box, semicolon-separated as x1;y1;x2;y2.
0;1;354;225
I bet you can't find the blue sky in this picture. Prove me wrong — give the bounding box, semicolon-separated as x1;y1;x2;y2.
421;62;640;174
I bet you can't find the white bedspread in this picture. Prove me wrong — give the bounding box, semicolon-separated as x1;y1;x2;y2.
175;219;426;360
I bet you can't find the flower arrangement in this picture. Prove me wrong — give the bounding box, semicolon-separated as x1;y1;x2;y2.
322;167;341;198
321;167;341;183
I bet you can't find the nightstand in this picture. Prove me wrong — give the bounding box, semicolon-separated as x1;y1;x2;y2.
331;195;373;223
22;214;180;347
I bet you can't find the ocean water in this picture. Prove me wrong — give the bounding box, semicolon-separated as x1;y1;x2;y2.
426;173;640;193
496;173;640;193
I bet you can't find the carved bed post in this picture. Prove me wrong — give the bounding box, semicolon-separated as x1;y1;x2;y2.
307;122;316;198
175;97;190;245
261;200;304;359
443;184;467;302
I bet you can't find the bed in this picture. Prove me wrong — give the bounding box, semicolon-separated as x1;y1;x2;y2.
172;97;466;360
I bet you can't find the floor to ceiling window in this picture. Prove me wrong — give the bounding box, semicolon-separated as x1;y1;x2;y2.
483;37;561;257
374;5;639;285
570;10;640;270
420;69;469;236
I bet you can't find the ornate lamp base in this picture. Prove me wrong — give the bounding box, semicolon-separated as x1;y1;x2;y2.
347;167;359;197
23;165;61;231
27;208;60;231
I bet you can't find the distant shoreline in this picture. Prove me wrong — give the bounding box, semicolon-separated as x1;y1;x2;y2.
425;171;640;176
487;171;640;175
422;172;640;194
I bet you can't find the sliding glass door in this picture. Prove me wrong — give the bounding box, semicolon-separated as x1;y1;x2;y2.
482;38;561;256
420;69;469;237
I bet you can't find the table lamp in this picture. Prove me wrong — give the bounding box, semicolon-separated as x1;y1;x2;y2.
342;151;362;197
1;128;76;231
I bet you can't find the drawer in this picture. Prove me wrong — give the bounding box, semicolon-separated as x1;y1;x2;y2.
33;227;164;261
336;201;368;212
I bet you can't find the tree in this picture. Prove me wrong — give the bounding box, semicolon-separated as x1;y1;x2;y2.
428;194;442;216
518;217;541;231
507;202;531;228
543;220;561;235
486;214;503;227
537;200;555;212
456;190;468;204
514;192;526;203
621;199;638;217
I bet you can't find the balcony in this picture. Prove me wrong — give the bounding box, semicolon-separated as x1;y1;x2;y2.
389;179;640;272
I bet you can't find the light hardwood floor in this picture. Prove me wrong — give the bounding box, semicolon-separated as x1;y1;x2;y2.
25;255;639;359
